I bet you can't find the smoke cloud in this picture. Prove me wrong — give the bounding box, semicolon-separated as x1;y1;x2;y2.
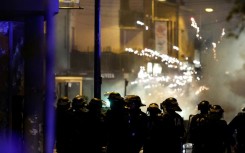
121;32;245;123
200;32;245;122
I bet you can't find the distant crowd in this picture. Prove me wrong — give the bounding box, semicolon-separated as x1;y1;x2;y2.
55;92;245;153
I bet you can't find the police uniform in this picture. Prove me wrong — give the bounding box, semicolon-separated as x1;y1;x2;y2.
188;100;211;153
158;97;186;153
228;107;245;153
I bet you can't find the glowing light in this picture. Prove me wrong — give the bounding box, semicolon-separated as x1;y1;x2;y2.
136;20;144;26
132;64;195;94
212;42;217;60
193;60;200;65
104;99;111;107
147;62;153;74
195;86;209;95
221;28;225;39
125;48;182;66
138;66;148;79
225;71;230;75
153;63;162;76
190;17;225;61
125;48;196;90
125;47;205;113
190;17;200;38
173;46;179;51
205;8;214;12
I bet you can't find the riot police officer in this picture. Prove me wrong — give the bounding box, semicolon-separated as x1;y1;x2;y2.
146;103;162;117
71;95;88;112
56;96;71;153
159;97;186;153
143;103;162;153
104;92;128;153
205;105;232;153
188;100;211;153
228;106;245;153
87;98;107;153
69;95;90;153
124;95;148;153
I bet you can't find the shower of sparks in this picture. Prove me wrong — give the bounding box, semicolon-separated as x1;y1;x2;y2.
212;42;217;61
221;28;225;39
125;48;205;96
131;66;191;95
125;48;181;67
124;15;229;97
190;17;226;61
195;86;209;95
190;17;201;39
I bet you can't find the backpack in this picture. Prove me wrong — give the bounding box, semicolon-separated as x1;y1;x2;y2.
188;113;209;144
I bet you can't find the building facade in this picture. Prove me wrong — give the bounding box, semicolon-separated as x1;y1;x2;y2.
55;0;196;100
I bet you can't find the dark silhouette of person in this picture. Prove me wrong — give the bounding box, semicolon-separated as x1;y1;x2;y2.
124;95;148;153
205;105;232;153
104;92;129;153
187;100;211;153
87;98;107;153
159;97;186;153
143;103;163;153
69;95;90;153
228;106;245;153
56;96;71;153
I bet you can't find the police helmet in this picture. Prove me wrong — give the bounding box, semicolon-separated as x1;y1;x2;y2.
125;95;146;107
242;106;245;112
210;105;224;114
57;96;71;110
147;103;161;114
107;92;124;101
198;100;211;111
107;92;125;108
88;98;103;110
161;97;182;112
72;95;88;109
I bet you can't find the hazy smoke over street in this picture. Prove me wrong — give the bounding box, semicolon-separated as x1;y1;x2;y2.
122;32;245;122
71;0;244;122
200;32;245;122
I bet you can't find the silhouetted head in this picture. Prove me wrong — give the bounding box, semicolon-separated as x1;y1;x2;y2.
161;97;182;112
88;98;103;111
209;104;224;119
57;96;71;111
125;95;146;110
107;92;125;110
198;100;211;114
72;95;88;110
147;103;161;116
